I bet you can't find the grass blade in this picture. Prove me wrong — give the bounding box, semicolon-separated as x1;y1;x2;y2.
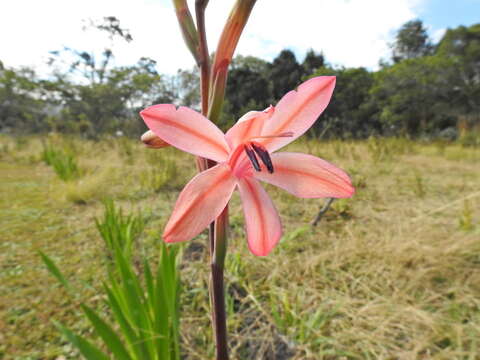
54;321;110;360
113;245;156;358
81;304;133;360
38;251;72;291
104;284;148;359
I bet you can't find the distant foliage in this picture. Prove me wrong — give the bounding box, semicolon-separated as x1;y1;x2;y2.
0;62;48;133
309;66;377;138
224;55;272;126
224;50;325;123
269;50;304;100
369;56;456;136
436;24;480;125
1;20;479;140
391;19;434;63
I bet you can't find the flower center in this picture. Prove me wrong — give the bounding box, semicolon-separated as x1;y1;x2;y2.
228;131;293;176
244;141;274;173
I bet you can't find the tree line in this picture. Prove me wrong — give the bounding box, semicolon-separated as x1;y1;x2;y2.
1;17;479;140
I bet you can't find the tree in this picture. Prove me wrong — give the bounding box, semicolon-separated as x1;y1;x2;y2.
53;57;173;136
224;55;272;126
175;67;200;108
436;24;480;123
369;56;455;135
309;66;376;138
232;55;270;74
269;50;303;100
302;49;325;76
48;16;133;85
45;18;176;136
0;64;48;133
391;19;433;63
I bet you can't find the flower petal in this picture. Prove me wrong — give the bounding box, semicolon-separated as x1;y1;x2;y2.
254;152;354;198
163;164;236;243
237;177;282;256
261;76;335;152
225;106;274;149
141;104;230;162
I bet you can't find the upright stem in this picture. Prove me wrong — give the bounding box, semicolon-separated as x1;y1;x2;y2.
195;0;210;116
205;2;256;358
195;0;211;173
190;2;229;356
172;2;256;358
210;206;229;359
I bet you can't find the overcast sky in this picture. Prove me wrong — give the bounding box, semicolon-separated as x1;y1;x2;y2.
1;0;479;76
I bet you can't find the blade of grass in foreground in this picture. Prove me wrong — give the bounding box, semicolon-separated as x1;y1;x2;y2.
41;200;181;359
81;304;133;360
39;251;72;291
54;321;110;360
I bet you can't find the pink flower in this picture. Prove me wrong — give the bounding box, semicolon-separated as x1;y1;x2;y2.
140;76;354;256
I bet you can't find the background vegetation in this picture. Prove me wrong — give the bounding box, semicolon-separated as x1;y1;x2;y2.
0;135;479;359
1;18;479;141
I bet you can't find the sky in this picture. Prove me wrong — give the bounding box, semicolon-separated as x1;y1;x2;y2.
1;0;479;76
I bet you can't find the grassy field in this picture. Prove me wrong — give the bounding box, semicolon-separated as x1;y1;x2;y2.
0;134;479;359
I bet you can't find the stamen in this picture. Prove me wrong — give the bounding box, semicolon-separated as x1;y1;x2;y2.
251;131;294;140
251;142;274;174
244;144;261;172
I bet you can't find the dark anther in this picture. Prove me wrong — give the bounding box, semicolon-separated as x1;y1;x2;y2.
244;144;261;172
251;142;274;173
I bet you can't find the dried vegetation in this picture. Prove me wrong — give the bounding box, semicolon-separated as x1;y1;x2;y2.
0;134;479;359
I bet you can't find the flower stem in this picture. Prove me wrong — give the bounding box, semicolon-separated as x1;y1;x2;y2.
210;206;229;359
195;0;210;116
205;2;256;358
173;2;256;358
191;2;229;357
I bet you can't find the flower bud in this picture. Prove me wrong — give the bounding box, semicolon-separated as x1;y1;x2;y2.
141;130;169;148
208;0;256;122
172;0;200;64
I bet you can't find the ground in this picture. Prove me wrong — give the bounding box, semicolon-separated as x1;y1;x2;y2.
0;134;479;359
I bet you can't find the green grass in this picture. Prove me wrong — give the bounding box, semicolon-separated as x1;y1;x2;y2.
41;141;81;181
95;199;146;263
0;134;479;359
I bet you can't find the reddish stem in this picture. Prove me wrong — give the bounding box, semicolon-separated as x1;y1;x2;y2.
195;0;210;116
210;206;229;359
193;3;229;357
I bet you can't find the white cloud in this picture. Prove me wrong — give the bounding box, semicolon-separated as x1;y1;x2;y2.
235;0;423;68
0;0;424;76
432;28;447;43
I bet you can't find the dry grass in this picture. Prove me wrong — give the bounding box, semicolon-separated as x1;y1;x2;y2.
0;134;479;359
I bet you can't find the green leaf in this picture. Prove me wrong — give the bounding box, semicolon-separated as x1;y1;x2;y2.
156;243;181;360
104;284;148;359
113;245;156;358
143;259;156;311
38;251;72;291
54;321;110;360
81;305;132;360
